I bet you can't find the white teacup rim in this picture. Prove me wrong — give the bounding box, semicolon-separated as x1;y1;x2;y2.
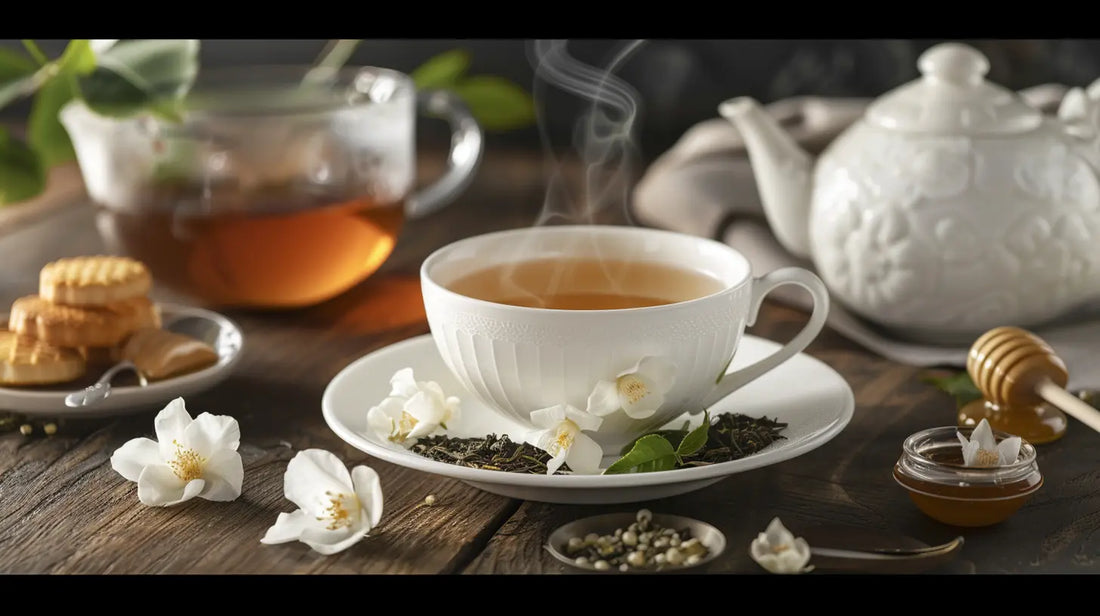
420;224;753;315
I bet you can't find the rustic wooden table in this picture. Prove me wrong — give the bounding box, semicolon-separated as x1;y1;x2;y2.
2;149;1098;575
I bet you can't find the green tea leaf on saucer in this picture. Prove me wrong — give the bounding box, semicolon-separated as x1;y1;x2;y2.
604;434;677;474
922;371;982;408
79;39;199;120
676;411;710;457
28;73;77;167
0;128;46;206
452;75;535;131
412;49;470;90
617;429;687;456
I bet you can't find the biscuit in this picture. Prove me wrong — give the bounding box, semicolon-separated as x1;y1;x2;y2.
78;345;121;369
0;330;86;386
120;327;218;380
9;295;161;348
40;256;151;306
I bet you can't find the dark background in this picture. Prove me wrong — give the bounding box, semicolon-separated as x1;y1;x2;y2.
4;39;1100;161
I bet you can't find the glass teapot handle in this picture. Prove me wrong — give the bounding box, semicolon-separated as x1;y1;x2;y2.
407;90;484;219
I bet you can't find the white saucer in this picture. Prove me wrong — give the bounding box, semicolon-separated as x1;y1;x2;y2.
0;304;244;418
323;334;854;504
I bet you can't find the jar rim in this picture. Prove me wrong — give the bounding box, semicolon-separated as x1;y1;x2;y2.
897;425;1040;486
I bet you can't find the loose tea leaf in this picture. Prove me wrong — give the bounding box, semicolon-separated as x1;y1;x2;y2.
677;413;788;467
409;433;557;474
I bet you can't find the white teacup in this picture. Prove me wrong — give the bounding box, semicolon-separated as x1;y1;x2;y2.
421;225;829;452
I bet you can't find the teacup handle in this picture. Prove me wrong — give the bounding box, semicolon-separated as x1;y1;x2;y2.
702;267;830;408
407;90;485;219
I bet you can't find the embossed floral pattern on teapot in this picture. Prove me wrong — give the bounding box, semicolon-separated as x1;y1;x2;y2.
720;42;1100;343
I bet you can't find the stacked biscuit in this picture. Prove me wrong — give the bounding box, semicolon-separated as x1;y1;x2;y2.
3;256;217;386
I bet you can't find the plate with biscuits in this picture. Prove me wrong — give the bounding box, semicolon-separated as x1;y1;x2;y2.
1;256;243;417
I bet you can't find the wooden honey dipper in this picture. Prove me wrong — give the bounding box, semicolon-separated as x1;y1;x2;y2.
967;326;1100;437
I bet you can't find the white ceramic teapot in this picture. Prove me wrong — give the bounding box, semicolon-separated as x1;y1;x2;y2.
720;42;1100;343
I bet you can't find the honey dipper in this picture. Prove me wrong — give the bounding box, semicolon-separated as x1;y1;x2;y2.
966;326;1100;437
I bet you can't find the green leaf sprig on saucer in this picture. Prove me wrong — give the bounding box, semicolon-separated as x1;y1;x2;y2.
605;411;789;474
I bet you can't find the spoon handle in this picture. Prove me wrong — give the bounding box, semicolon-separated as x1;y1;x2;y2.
1036;378;1100;434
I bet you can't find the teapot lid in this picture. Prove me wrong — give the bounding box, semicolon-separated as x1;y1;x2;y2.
865;43;1041;135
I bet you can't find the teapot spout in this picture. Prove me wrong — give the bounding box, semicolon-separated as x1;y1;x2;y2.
719;97;814;259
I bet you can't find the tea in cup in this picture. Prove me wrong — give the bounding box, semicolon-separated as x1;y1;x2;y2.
63;66;483;308
421;225;829;452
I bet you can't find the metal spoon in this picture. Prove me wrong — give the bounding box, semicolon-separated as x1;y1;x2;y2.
62;315;220;409
64;360;147;408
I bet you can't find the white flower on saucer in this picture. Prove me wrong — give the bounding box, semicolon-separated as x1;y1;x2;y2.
749;517;814;574
367;367;460;447
525;404;604;476
585;356;676;420
110;397;243;507
958;418;1022;467
261;449;383;555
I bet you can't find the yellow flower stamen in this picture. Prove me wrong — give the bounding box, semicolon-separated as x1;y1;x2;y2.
617;375;651;405
317;490;360;531
974;448;1000;467
549;420;579;457
387;412;419;443
167;439;206;481
770;543;791;554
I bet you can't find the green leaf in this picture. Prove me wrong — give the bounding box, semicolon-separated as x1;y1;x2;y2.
0;47;36;83
0;128;46;206
453;75;536;131
676;411;710;457
79;39;199;119
28;73;77;167
922;371;983;409
604;434;677;474
57;40;96;75
618;429;687;456
411;49;470;90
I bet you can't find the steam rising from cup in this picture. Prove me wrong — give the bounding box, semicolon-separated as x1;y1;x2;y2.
529;39;646;226
481;40;647;308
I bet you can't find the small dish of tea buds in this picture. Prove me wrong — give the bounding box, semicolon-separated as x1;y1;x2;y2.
546;509;726;573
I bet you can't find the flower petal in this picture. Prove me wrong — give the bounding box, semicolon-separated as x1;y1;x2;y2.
182;412;240;458
530;405;567;429
283;449;354;514
635;356;676;392
619;374;664;420
585;380;621;416
997;436;1023;465
960;439;981;467
389;367;419;399
351;465;384;529
367;397;405;440
563;406;602;433
299;525;369;555
154;398;193;460
972;418;996;452
198;449;244;501
405;391;444;437
137;464;202;507
110;437;162;482
545;450;567;475
565;432;603;474
764;517;795;546
260;509;312;545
